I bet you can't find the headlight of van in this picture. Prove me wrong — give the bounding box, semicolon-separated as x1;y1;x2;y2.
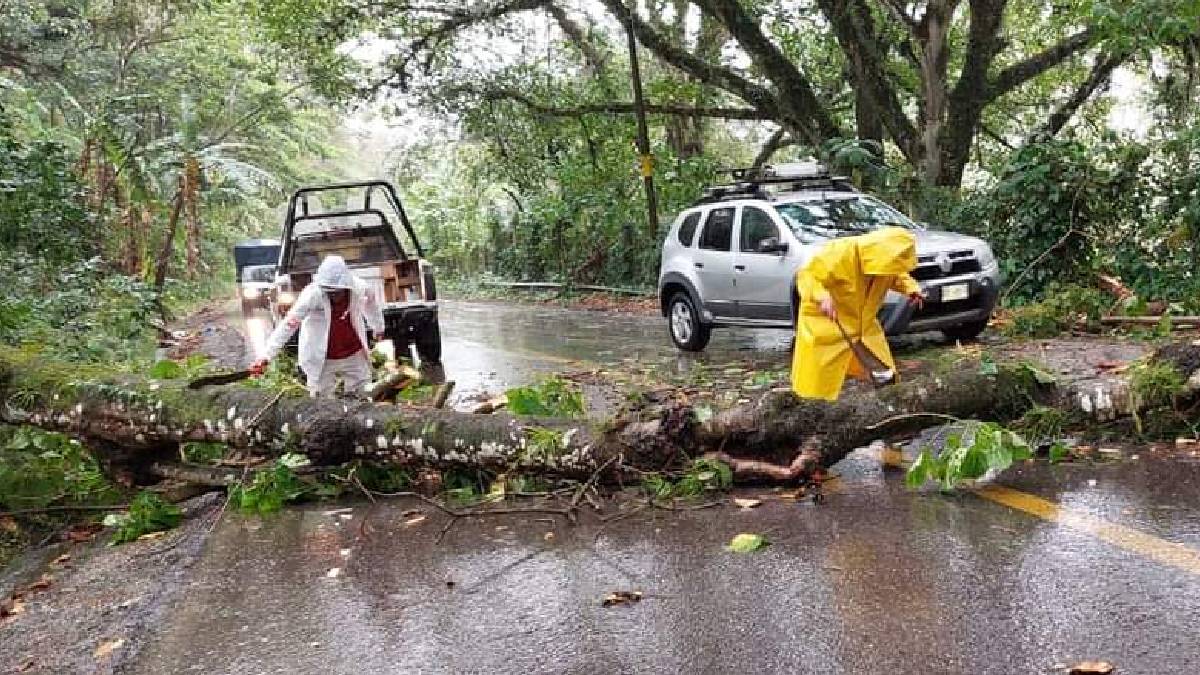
242;287;260;300
277;291;296;306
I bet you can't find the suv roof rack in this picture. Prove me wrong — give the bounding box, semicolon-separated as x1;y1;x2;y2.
694;162;858;206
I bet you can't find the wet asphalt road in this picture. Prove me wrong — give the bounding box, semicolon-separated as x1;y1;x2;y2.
431;300;793;401
127;452;1200;675
240;299;795;405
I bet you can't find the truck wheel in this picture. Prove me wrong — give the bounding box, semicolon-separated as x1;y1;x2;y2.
415;322;442;363
668;292;711;352
942;318;989;342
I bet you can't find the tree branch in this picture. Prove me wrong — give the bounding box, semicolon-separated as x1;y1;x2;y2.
1032;51;1127;140
545;3;608;76
815;0;920;159
988;28;1098;100
879;0;919;32
594;0;786;123
691;0;844;145
465;86;772;119
393;0;552;87
751;128;797;168
938;0;1008;186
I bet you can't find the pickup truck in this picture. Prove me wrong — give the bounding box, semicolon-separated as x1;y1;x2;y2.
269;181;441;363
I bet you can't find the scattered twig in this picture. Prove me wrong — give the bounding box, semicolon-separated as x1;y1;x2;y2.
432;381;456;409
594;501;651;542
0;504;127;518
436;516;457;544
865;412;963;432
571;456;618;511
245;390;286;433
650;500;723;511
1099;316;1200;326
207;467;247;534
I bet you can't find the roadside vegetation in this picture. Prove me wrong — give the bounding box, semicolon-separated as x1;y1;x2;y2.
0;0;346;559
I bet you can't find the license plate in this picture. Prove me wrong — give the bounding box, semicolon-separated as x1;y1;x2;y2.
942;283;970;302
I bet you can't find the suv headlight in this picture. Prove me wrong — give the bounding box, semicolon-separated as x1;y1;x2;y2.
976;245;997;269
242;287;260;300
277;291;296;306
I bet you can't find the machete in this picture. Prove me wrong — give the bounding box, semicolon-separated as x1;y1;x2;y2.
831;317;895;387
187;370;254;389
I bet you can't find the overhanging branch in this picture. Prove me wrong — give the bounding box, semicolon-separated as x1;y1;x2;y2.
751;128;797;168
815;0;919;158
1032;51;1128;141
691;0;844;144
594;0;786;122
988;28;1098;100
467;87;772;119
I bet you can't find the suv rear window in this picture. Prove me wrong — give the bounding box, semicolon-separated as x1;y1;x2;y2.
677;212;701;246
698;207;734;251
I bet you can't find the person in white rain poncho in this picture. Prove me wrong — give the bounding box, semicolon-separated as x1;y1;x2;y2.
253;255;385;398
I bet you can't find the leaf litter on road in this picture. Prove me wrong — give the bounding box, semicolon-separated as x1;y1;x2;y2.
1068;661;1115;674
94;638;125;659
601;590;643;607
726;533;769;553
1;595;26;622
732;498;762;509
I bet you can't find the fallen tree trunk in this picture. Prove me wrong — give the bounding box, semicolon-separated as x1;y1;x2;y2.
1100;316;1200;326
0;345;1187;486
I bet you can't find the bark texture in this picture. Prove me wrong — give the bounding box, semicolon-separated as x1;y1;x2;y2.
0;347;1067;487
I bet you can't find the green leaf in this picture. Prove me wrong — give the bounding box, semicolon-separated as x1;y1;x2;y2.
1023;363;1057;385
979;355;998;376
725;532;768;553
956;446;990;480
1048;442;1070;464
279;452;311;468
149;360;184;380
905;449;938;489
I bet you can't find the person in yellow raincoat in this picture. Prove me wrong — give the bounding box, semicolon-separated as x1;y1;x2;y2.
792;227;925;400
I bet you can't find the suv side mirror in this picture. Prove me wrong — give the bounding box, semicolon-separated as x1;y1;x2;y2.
757;237;788;254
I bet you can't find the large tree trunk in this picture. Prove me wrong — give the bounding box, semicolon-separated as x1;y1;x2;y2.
153;182;186;296
2;346;1152;488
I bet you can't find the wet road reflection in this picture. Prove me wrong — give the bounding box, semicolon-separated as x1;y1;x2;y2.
131;450;1200;674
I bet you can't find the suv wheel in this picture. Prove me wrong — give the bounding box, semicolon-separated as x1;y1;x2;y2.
942;318;989;342
668;292;711;351
414;322;442;363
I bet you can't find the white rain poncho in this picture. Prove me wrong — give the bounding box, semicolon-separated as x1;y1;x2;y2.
263;256;385;383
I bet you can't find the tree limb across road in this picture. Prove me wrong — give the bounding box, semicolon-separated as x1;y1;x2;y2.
1;345;1192;488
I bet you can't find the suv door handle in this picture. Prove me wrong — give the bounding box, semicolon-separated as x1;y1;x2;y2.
734;265;746;271
694;262;704;269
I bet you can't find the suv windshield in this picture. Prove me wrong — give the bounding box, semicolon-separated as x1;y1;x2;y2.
774;195;916;243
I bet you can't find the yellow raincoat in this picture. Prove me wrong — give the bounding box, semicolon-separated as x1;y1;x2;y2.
791;227;921;400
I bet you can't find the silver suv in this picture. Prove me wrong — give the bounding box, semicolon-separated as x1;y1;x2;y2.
657;164;1002;351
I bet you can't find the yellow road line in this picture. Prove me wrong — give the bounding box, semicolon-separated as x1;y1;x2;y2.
876;449;1200;577
976;485;1200;576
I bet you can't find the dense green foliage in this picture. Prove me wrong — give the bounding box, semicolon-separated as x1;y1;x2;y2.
229;454;312;515
1;0;344;361
245;0;1200;294
0;428;119;512
107;492;183;545
505;377;586;418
